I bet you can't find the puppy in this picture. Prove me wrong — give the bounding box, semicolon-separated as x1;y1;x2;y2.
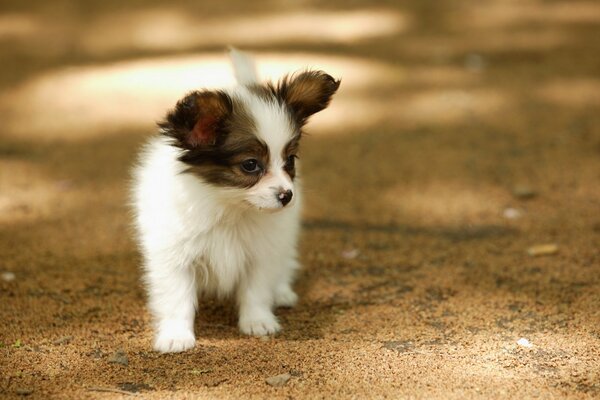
131;49;339;353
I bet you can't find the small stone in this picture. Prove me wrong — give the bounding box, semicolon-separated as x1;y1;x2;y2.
88;348;103;359
517;338;533;348
527;244;558;257
1;272;15;282
512;186;537;199
118;382;152;393
16;388;33;396
108;350;128;366
53;336;73;345
259;335;271;342
289;369;303;377
503;208;522;220
190;368;212;375
465;53;485;72
55;180;74;191
265;373;291;387
382;340;414;353
204;378;228;387
341;249;359;259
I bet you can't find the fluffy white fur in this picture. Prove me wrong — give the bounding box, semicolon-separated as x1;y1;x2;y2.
227;47;259;86
131;52;301;353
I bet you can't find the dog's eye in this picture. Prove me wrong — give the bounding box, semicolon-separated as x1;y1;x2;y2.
286;155;297;169
241;159;261;173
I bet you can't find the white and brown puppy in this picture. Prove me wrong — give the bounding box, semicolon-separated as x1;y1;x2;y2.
131;49;339;353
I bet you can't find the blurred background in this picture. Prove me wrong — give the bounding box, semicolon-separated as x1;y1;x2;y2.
1;0;599;398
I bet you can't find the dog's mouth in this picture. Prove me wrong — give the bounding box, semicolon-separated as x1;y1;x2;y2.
250;202;285;213
242;197;293;213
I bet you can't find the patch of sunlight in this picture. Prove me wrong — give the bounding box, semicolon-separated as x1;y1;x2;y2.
409;67;478;86
0;14;39;39
399;89;506;125
384;182;510;226
479;30;570;51
0;160;60;223
537;79;600;107
402;30;570;58
0;52;403;140
81;8;410;55
461;1;600;29
283;70;493;134
310;96;391;134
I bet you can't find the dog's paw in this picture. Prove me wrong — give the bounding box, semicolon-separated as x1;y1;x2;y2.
239;312;281;336
154;322;195;353
273;285;298;308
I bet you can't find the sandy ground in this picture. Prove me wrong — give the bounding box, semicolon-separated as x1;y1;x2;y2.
1;0;599;399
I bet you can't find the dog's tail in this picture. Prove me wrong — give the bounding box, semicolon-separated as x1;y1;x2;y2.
228;47;259;85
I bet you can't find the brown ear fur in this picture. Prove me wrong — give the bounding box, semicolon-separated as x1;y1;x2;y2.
159;90;232;149
190;92;232;146
276;71;340;124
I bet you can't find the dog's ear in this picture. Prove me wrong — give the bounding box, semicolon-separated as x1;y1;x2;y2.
160;90;232;149
276;71;340;125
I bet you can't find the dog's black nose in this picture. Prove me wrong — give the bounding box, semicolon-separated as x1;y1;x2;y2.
277;190;293;206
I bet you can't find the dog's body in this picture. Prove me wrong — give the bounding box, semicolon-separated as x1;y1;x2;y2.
131;49;339;352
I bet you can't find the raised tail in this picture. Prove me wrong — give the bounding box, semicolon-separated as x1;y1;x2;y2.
228;47;259;85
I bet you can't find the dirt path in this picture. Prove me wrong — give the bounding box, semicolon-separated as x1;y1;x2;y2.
1;1;599;398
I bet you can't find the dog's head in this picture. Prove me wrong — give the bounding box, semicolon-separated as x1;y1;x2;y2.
160;71;340;211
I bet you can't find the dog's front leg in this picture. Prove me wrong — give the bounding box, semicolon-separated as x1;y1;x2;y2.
144;253;197;353
237;258;281;336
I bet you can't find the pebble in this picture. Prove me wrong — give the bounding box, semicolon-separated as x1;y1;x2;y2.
190;368;213;375
465;53;485;72
108;350;128;366
341;249;359;259
16;388;33;396
512;186;537;199
118;382;152;393
55;180;74;191
53;336;73;345
265;373;291;387
382;340;414;353
503;208;522;220
517;338;533;348
1;272;15;282
527;244;558;257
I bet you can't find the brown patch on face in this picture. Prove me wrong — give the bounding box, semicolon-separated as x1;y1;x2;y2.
159;94;269;189
245;83;304;181
158;71;338;188
283;136;300;180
